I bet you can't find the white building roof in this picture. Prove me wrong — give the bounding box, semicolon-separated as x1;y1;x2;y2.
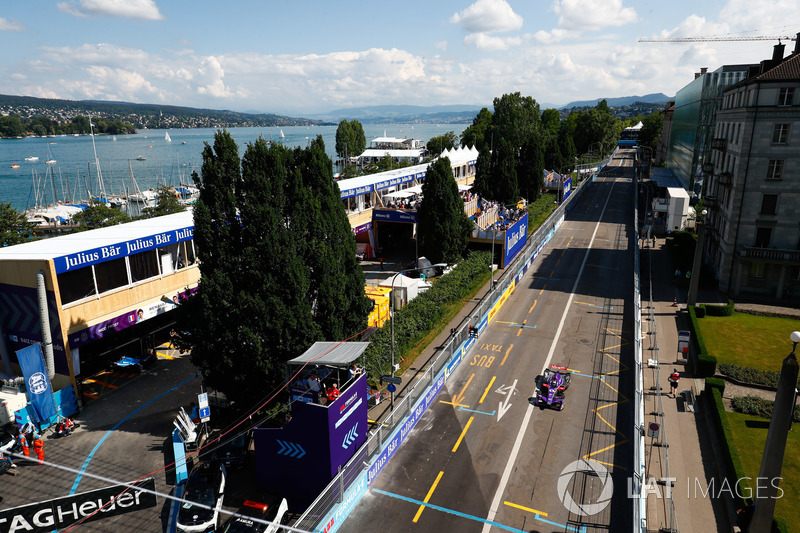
359;148;425;159
0;210;194;262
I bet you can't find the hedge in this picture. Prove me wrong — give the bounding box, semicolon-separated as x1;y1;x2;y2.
688;305;717;377
362;250;491;379
705;376;726;392
730;395;800;422
704;299;735;317
707;387;749;508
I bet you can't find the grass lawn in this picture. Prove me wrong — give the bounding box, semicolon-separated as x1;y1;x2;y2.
725;410;800;530
527;192;558;233
696;312;800;371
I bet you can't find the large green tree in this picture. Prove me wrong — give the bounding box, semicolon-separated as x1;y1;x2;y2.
417;157;472;264
427;131;458;158
183;130;370;406
335;119;366;160
0;203;36;246
638;111;664;154
460;107;493;152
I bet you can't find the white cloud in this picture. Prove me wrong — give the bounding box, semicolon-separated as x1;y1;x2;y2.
196;56;231;98
450;0;523;34
434;41;448;52
0;17;25;31
719;0;800;34
464;33;523;51
552;0;637;28
57;0;164;20
532;28;575;44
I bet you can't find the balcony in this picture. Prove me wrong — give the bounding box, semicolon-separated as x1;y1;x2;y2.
703;196;718;208
711;138;727;152
718;172;732;187
737;247;800;263
702;162;714;174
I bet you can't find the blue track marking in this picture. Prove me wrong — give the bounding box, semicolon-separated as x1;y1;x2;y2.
69;373;200;494
372;489;586;533
459;406;496;416
166;482;186;533
571;372;606;382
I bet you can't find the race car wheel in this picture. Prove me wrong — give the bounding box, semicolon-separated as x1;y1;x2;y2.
558;401;565;411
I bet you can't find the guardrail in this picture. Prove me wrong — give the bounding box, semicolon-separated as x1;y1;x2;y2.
633;167;646;532
295;155;612;533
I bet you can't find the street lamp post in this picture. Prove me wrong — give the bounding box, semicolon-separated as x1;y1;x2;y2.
687;209;708;307
389;263;446;410
749;331;800;531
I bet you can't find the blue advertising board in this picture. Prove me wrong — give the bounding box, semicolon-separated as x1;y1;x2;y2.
53;226;194;274
503;213;528;267
339;184;373;200
372;209;418;223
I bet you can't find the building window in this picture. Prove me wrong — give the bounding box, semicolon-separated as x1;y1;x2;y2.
58;267;96;304
158;244;183;275
94;257;129;294
129;250;160;283
767;160;784;180
760;194;778;215
750;262;765;278
754;227;772;248
778;87;795;106
773;124;790;144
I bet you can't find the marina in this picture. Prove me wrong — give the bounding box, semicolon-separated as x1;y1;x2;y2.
0;124;467;215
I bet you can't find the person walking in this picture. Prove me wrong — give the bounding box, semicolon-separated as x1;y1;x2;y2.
32;433;44;465
16;431;29;458
668;369;680;397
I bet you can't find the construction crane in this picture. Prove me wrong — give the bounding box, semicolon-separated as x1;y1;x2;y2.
639;35;796;43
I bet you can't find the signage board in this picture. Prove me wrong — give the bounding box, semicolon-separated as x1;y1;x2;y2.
502;213;528;267
648;422;660;438
380;375;401;385
0;478;157;533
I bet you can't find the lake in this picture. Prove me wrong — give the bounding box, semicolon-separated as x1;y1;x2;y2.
0;123;467;212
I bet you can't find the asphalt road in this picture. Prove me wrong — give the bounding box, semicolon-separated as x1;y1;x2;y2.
345;151;636;532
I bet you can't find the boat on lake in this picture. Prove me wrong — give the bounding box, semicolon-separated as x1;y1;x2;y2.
10;163;20;169
24;156;38;162
136;155;146;161
165;131;172;142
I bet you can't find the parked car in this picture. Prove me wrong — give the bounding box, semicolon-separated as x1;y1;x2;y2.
211;432;250;470
217;498;289;533
110;350;155;372
0;428;16;453
177;462;227;532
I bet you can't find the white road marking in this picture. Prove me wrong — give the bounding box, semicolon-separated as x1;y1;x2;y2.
481;178;618;532
497;379;517;421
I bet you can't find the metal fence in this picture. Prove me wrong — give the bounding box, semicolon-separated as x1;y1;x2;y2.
633;169;647;532
294;157;612;532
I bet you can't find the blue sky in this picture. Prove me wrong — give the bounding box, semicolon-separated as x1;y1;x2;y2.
1;0;799;115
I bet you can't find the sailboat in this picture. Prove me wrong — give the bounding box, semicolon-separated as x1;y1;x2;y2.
280;129;285;139
165;131;172;142
45;144;56;164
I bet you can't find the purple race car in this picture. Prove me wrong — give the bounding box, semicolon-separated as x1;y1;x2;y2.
533;365;571;410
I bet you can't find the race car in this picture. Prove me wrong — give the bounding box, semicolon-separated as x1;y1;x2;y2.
533;364;571;411
110;349;155;372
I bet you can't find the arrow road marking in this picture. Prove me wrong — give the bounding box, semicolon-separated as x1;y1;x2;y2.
497;378;517;421
451;373;474;406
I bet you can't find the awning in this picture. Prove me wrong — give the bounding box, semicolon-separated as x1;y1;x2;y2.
458;184;472;192
287;341;370;367
383;190;415;199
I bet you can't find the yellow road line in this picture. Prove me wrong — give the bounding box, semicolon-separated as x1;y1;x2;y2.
503;501;548;517
452;417;474;453
479;376;496;404
539;284;546;295
500;344;513;366
452;373;474;405
527;299;537;314
413;471;445;523
83;378;119;389
439;400;470;408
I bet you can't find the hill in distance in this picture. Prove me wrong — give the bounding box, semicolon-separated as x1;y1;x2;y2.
310;104;485;124
561;93;672;109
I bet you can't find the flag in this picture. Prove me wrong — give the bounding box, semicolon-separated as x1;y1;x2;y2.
16;344;58;424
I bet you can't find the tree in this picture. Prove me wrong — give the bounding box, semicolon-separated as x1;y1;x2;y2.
460;107;493;152
138;186;186;219
489;139;519;205
0;116;25;138
426;131;458;158
0;202;36;246
72;204;131;230
417;157;472;264
182;130;370;406
638;111;664;154
335;119;366;160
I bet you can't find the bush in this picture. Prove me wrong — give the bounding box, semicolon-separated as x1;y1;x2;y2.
707;387;749;508
688;306;717;377
705;299;735;317
716;362;800;389
730;395;800;422
694;306;706;318
705;377;726;392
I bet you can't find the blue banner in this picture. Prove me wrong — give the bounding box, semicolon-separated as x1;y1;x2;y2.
503;213;528;266
16;344;57;424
